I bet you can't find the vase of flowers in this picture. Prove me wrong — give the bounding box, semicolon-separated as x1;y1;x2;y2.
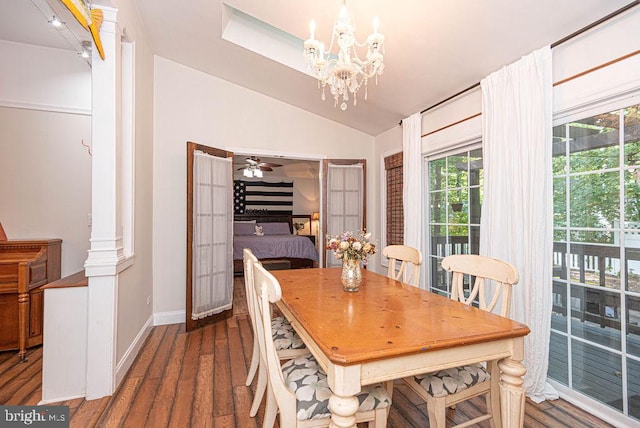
326;230;376;292
340;258;362;292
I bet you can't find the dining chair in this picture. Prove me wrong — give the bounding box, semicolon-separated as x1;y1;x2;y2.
252;260;392;428
242;249;308;418
383;245;423;287
382;245;424;397
402;254;519;428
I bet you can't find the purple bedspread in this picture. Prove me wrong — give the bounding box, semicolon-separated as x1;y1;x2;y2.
233;235;319;261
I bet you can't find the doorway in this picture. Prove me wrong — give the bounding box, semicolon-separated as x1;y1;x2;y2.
232;153;323;260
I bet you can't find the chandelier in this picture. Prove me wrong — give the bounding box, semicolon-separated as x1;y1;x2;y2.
303;1;385;111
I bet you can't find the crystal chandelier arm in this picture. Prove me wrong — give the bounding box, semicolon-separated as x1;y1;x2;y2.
350;55;383;78
303;3;384;110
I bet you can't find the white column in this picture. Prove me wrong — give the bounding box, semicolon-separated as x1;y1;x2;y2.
84;6;124;399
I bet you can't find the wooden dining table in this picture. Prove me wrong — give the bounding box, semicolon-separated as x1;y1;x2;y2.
271;267;531;428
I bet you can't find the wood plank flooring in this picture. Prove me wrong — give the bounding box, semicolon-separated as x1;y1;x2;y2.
0;278;616;427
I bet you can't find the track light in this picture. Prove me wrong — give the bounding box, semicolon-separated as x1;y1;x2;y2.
79;41;92;59
48;16;64;28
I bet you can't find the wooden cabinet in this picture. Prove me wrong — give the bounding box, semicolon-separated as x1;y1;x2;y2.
0;239;61;360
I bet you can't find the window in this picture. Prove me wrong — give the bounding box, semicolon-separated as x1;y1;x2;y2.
427;148;483;297
384;152;404;246
549;103;640;421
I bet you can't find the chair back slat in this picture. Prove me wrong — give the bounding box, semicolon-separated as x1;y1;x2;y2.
383;245;423;287
441;254;519;317
242;249;259;325
252;261;297;418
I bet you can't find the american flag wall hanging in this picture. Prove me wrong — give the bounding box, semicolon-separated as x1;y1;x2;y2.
234;180;294;215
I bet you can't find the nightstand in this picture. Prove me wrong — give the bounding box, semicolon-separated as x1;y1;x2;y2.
301;235;316;245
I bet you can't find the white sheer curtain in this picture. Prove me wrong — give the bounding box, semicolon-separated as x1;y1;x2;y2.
192;151;233;319
403;113;423;263
480;46;558;402
326;163;364;267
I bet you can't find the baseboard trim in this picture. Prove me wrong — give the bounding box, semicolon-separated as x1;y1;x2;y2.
38;393;86;405
549;379;638;428
153;310;185;326
115;315;153;387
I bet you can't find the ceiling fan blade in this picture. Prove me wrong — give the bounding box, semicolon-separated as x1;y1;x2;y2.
259;162;282;168
259;166;274;172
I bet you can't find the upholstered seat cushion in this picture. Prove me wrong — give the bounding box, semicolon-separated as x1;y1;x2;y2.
272;316;306;350
282;355;391;421
414;363;490;398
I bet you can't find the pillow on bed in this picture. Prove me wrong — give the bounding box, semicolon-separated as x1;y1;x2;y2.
234;223;258;235
257;222;292;235
235;220;256;224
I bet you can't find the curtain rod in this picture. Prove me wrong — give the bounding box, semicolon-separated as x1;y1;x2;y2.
400;0;639;123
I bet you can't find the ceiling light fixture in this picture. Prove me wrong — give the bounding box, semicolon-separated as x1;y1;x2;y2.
79;41;91;59
48;16;64;28
243;165;263;178
303;1;385;111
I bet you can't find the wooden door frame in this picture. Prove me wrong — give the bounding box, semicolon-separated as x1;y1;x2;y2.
186;141;234;332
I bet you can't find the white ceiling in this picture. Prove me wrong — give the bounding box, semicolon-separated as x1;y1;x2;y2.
0;0;91;53
1;0;634;136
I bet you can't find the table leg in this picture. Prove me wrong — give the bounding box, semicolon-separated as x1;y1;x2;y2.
18;291;29;362
498;339;527;428
328;393;359;428
327;364;361;428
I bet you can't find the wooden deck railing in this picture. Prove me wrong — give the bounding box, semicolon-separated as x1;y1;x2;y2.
431;237;640;335
552;241;640;334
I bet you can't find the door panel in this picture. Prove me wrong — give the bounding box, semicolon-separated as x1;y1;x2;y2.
186;142;234;332
321;159;367;267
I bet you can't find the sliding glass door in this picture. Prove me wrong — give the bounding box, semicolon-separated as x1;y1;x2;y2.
426;147;483;296
549;104;640;421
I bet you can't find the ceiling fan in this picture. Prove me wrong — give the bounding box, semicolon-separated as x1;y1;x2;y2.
238;156;282;171
236;156;282;178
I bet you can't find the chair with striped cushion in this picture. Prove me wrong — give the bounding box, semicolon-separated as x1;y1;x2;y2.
252;260;391;427
242;249;308;418
402;254;519;428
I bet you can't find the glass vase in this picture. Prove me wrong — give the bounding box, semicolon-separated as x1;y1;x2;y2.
341;258;362;292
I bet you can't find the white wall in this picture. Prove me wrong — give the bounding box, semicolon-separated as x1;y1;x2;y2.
291;176;320;215
0;41;91;114
153;56;375;318
0;41;91;277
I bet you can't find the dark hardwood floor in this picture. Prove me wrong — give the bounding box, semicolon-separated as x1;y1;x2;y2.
0;278;615;427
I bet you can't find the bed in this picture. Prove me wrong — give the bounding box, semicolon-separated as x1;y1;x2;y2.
233;214;319;274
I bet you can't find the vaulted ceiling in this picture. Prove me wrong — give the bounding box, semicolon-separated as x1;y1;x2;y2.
1;0;634;135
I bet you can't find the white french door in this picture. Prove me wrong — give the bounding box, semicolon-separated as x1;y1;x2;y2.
322;159;366;267
186;142;234;331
